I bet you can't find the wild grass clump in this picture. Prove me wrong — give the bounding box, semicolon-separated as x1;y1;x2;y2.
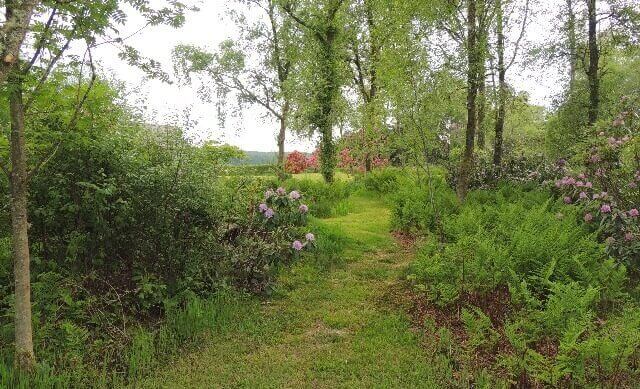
407;185;640;387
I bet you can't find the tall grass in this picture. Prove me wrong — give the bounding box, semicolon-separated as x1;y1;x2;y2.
0;291;258;388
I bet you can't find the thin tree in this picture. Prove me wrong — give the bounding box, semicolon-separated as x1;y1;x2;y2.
492;0;529;168
457;0;480;201
174;0;297;167
0;1;189;371
586;0;599;125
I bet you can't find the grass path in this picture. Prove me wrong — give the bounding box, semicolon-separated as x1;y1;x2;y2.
139;195;448;388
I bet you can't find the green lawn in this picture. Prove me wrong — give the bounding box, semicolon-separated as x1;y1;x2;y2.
138;194;453;388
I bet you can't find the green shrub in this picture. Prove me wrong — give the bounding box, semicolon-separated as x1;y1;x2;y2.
282;178;356;218
390;174;459;234
408;185;638;386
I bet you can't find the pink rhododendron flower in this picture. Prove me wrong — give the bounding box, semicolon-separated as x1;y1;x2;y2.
305;233;315;242
299;204;309;214
265;189;275;199
584;213;593;223
292;240;304;251
600;204;612;213
625;232;635;242
564;196;573;204
629;209;639;217
579;192;588;200
289;191;301;200
264;208;275;219
259;203;268;213
585;182;593;188
276;187;286;196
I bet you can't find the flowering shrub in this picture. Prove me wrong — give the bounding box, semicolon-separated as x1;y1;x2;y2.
285;151;309;174
306;150;319;171
555;97;640;271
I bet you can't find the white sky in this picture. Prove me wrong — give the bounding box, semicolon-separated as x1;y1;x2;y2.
94;0;563;153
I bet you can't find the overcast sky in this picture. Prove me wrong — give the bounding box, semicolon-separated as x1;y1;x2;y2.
94;0;562;153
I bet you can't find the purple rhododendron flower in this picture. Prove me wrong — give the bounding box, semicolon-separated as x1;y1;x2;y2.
299;204;309;214
305;233;315;242
259;203;268;213
264;208;275;219
584;213;593;223
292;240;304;251
601;204;612;213
276;187;286;196
564;196;572;204
629;209;639;217
289;191;301;200
585;182;593;188
579;192;588;200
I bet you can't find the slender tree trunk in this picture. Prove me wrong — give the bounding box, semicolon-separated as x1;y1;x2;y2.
566;0;577;89
477;74;486;149
587;0;599;125
277;101;290;167
319;28;339;183
457;0;478;201
476;3;488;149
493;0;506;169
9;69;35;371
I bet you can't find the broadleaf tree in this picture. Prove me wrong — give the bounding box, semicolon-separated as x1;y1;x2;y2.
173;0;300;168
0;0;191;371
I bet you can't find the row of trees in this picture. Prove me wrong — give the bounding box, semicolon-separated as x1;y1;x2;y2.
187;0;637;197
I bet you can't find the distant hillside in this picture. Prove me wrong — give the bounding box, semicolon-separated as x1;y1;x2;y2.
229;151;278;165
229;151;312;165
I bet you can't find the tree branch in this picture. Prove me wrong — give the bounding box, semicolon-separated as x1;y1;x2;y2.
23;6;58;75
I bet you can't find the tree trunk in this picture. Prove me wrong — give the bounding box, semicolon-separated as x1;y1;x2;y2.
587;0;599;125
319;29;338;184
493;0;506;170
476;2;488;149
566;0;577;89
277;101;290;167
9;69;36;371
457;0;478;201
477;74;486;149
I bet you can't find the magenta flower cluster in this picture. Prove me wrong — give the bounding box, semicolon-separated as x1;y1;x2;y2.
292;232;316;251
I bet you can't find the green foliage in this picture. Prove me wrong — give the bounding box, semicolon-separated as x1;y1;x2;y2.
283;177;356;218
407;185;639;386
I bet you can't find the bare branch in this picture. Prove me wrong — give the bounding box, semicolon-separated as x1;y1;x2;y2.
23;6;58;75
506;0;530;71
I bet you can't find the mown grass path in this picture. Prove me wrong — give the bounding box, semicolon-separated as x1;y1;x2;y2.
140;195;445;388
